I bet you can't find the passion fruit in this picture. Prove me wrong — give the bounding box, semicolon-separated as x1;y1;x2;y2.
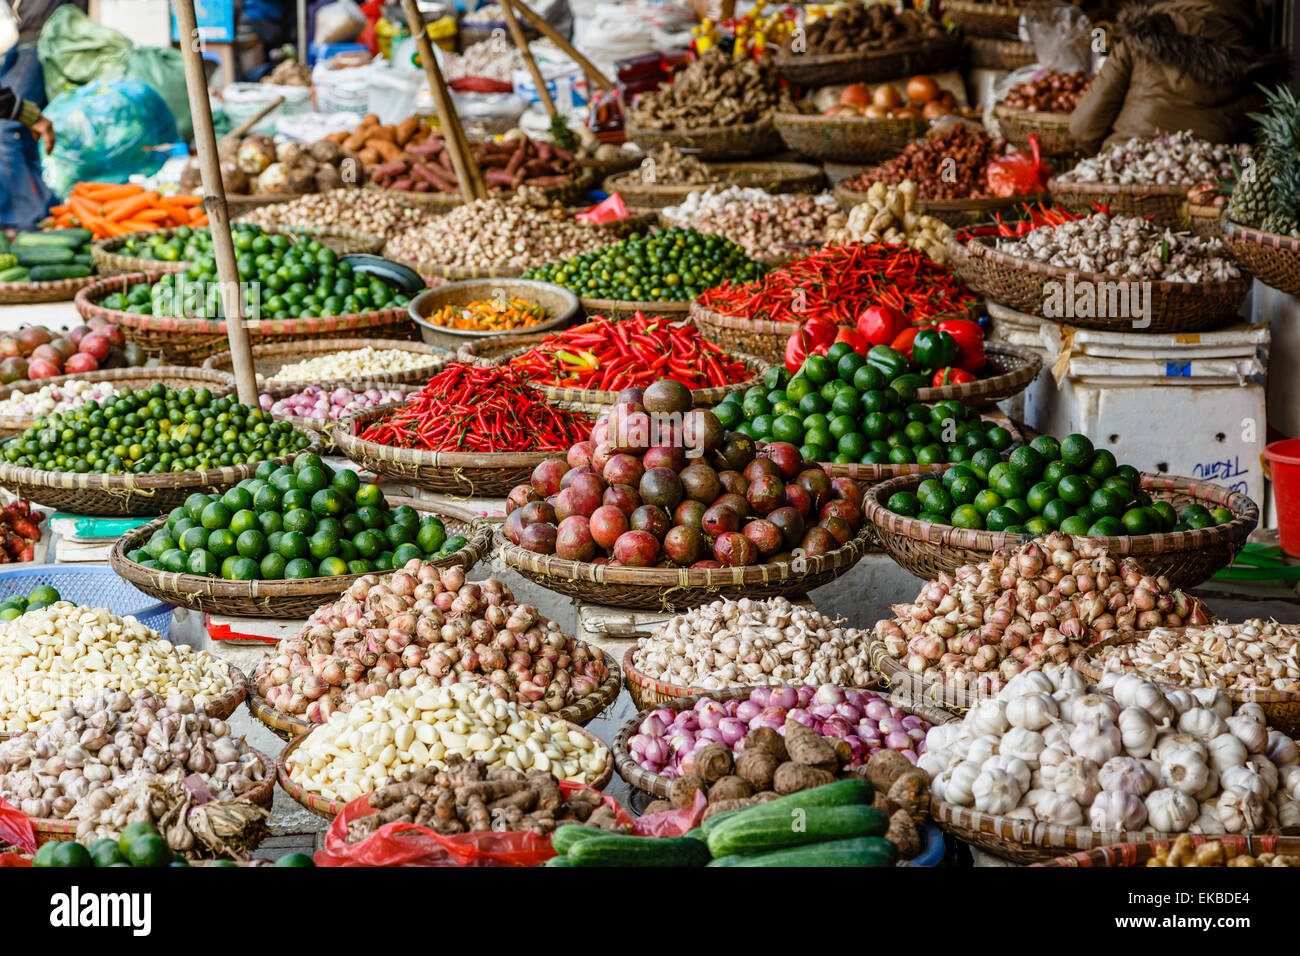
603;483;641;516
701;503;741;536
767;506;806;550
682;408;725;456
643;379;692;414
717;470;749;497
746;475;786;516
613;530;661;566
639;466;684;512
713;532;758;567
742;519;782;558
602;453;645;488
799;526;838;556
630;504;671;540
710;431;756;472
520;522;558;554
679;462;721;504
530;458;568;496
663;525;706;565
674;499;707;531
518;501;557;527
589;505;628;550
555;516;597;561
643;443;686;473
763;442;804;480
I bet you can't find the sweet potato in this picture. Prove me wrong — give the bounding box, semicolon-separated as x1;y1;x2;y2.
367;125;396;144
358;147;380;166
395;115;421;146
343;130;371;152
366;138;403;163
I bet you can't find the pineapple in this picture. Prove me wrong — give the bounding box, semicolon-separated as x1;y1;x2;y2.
1226;154;1273;227
1233;85;1300;233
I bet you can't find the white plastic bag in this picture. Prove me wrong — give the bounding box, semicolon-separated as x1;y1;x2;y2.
314;0;368;44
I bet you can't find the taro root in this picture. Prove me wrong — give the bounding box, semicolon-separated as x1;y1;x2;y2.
708;774;753;802
669;772;705;809
692;742;734;785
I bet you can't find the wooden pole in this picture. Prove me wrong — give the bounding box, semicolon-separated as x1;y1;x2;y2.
400;0;485;202
174;0;259;406
298;0;308;64
502;0;614;92
221;95;286;145
497;0;556;116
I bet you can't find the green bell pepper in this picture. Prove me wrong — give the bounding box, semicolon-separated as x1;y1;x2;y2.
866;345;910;381
911;329;959;371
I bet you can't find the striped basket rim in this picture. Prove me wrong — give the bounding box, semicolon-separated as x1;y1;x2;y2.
199;337;446;390
603;162;826;201
0;273;100;305
1033;834;1300;867
1048;176;1198;199
90;224;386;275
992;103;1073;128
1222;217;1300;251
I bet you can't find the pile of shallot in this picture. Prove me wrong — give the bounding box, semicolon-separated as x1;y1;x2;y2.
253;560;610;724
629;684;931;779
261;385;408;422
875;533;1211;700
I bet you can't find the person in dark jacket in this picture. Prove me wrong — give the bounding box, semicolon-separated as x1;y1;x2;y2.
0;82;53;152
1068;0;1264;154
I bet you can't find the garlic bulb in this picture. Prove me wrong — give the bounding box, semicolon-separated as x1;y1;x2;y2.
1047;664;1086;697
1177;707;1228;741
1217;786;1266;831
1207;733;1248;773
1246;754;1279;794
973;767;1024;815
1035;791;1084;825
1267;730;1299;767
1225;714;1268;753
981;753;1032;793
1221;764;1271;801
1069;715;1122;765
1279;764;1300;801
1145;788;1198;832
1098;756;1155;795
1160;742;1210;795
1054;754;1101;806
1001;727;1046;765
1190;687;1232;719
1065;693;1121;726
1237;702;1267;724
968;699;1009;737
1190;798;1227;835
1006;693;1058;731
967;734;1000;767
1117;707;1157;758
1278;796;1300;829
941;760;981;807
1166;690;1196;717
917;749;949;781
1090;790;1148;831
1000;670;1053;701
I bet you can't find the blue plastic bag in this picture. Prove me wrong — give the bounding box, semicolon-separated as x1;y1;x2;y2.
39;79;179;199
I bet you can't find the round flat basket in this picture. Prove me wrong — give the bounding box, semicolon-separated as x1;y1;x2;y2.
605;162;826;210
1034;835;1300;867
864;470;1258;590
0;366;237;439
1077;632;1300;735
406;278;582;351
366;168;595;210
769;35;963;87
992;104;1082;159
498;521;873;612
772;111;926;164
612;683;955;796
334;404;591;498
579;295;693;321
28;749;276;847
1048;177;1191;228
945;0;1022;38
91;224;386;277
952;236;1250;333
200;337;446;390
109;496;491;618
0;273;99;305
625;119;783;162
1187;203;1224;239
277;713;614;819
0;428;323;517
74;271;421;366
458;331;769;407
227;192;302;211
969;36;1036;70
260;381;423;452
578;152;642;184
1221;218;1300;296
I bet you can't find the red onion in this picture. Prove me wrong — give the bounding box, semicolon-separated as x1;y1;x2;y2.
796;686;815;707
835;702;862;723
735;700;762;722
643;737;669;764
696;699;726;729
639;715;667;737
718;717;747;746
787;708;814;727
750;686;773;707
814;684;845;706
885;730;912;749
808;703;837;722
770;686;798;709
821;716;852;738
697;728;725;744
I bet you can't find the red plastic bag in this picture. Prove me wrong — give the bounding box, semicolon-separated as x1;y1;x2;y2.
986;136;1053;197
449;77;515;95
632;789;707;836
318;782;637;867
576;194;629;225
0;798;35;856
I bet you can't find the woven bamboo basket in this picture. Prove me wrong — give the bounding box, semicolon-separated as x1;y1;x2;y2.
612;683;955;794
1034;835;1300;867
969;36;1036;70
226;192;302;211
28;749;276;847
992;104;1082;159
277;714;615;819
249;643;621;742
625;119;784;162
1221;219;1300;296
578;295;694;322
1048;177;1192;227
0;428;323;517
90;225;386;277
259;381;423;452
577;152;643;184
334;404;593;498
952;236;1250;333
74;271;421;366
0;273;100;305
864;471;1258;589
499;519;873;612
945;0;1022;38
458;331;769;407
200;338;446;390
365;168;595;210
1077;632;1300;735
772;111;926;164
108;496;491;618
933;800;1297;865
0;366;237;439
406;278;582;351
1187;202;1225;239
604;163;826;210
769;35;964;87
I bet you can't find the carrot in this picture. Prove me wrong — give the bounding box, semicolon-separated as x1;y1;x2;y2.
49;204;69;216
69;196;102;226
134;208;170;222
118;219;159;232
76;182;140;201
104;191;158;222
190;212;209;227
164;193;203;207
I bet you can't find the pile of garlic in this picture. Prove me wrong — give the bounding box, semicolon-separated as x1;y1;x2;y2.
923;666;1300;835
285;682;609;802
1090;620;1300;694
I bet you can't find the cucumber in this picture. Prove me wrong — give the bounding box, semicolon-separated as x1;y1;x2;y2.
707;805;888;858
568;834;710;868
0;233;8;253
0;266;28;282
14;246;74;267
28;264;91;282
550;825;606;856
701;780;872;836
730;836;898;868
15;228;92;247
705;854;748;867
544;855;574;867
683;827;707;841
701;806;750;835
72;253;94;266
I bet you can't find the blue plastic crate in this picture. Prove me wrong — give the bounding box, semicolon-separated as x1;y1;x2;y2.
0;565;174;639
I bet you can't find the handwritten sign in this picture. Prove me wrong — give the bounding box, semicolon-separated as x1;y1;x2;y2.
1192;456;1249;495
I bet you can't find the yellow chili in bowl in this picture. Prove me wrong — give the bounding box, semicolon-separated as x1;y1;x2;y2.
427;295;549;331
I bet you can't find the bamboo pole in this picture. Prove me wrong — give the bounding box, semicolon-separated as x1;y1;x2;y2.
221;95;286;145
173;0;259;406
497;0;556;116
400;0;485;202
502;0;614;92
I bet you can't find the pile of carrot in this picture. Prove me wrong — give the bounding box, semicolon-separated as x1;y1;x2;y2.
45;182;208;239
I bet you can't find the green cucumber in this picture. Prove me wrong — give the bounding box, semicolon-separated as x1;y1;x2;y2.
568;834;710;868
0;233;8;253
544;855;574;867
701;780;871;835
15;228;92;247
28;264;91;282
14;246;74;267
550;825;606;855
72;253;94;266
683;827;707;841
0;267;28;282
701;806;750;835
706;854;748;866
707;805;888;858
730;836;898;867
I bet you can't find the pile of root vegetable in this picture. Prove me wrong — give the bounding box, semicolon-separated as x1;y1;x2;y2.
628;47;795;131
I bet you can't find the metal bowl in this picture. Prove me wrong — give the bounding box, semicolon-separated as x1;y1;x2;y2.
407;278;582;351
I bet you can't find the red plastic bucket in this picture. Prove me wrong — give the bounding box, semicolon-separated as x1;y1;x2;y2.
1263;439;1300;556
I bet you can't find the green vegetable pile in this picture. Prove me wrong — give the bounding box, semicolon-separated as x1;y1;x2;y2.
0;585;62;621
114;224;215;263
98;225;411;321
0;383;312;474
0;229;95;283
127;453;467;581
885;433;1236;535
713;358;1013;466
523;227;766;301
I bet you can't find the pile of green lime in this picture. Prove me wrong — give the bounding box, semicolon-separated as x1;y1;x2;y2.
126;453;467;581
0;382;313;475
115;223;215;264
0;584;61;620
884;433;1234;535
713;357;1014;466
33;821;178;868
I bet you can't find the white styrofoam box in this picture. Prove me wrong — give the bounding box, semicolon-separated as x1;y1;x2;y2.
98;0;172;46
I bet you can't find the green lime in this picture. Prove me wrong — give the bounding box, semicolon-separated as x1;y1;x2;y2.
715;402;741;429
229;508;258;536
1024;516;1051;535
1150;500;1178;529
309;531;338;560
1029;435;1062;461
1026;481;1056;513
750;414;774;440
392;543;422;566
281;488;310;512
267;531;284;553
260;553;288;579
1090;487;1126;518
1121;508;1153;535
1115;464;1141;487
1057;474;1091;506
1042;460;1072;485
994;471;1028;501
416;519;446;553
888;445;915;465
985;506;1018;532
275;852;315;867
352;529;383;559
127;834;172;868
253;485;282;513
951;504;983;530
221;487;253;512
255;460;276;480
119;821;160;859
293;452;324;474
985;427;1013;451
917;478;943;506
271;470;297;494
376;551;395;571
337;538;359;562
295;465;328;495
0;607;21;620
178;526;207;553
969;448;1001;480
316;517;343;540
311;488;346;517
1210;507;1233;525
147;532;175;559
1007;445;1046;481
973;489;1004;516
836;351;866;382
89;838;125;867
1088;516;1125;537
160;548;188;573
236;530;268;560
948;475;980;506
802;353;833;385
258;510;284;535
772;414;804;445
1003;498;1031;521
283;508;316;535
1041;498;1072;529
1060;433;1095;469
926;487;954;515
200;501;232;530
347;559;374;574
50;841;93;867
941;464;976;489
798;393;828;417
187;549;219;576
317;556;348;576
184;492;211;522
33;842;61;867
887;492;922;517
1088;448;1118;480
206;529;237;559
385;522;414;549
1059;515;1091;536
853;365;885;392
228;556;260;581
341;514;365;537
284;557;316;579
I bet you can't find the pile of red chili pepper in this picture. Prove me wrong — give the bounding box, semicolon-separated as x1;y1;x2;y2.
358;364;590;453
696;244;978;326
508;312;753;392
959;200;1100;241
